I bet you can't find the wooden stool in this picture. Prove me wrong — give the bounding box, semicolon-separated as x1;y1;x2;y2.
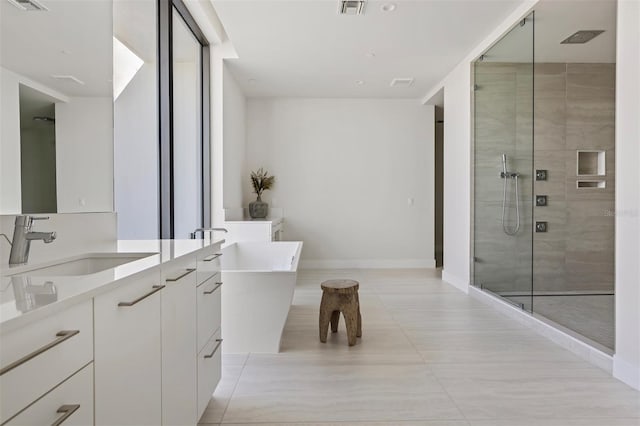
319;279;362;346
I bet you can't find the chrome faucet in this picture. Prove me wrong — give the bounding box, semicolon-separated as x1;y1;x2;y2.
8;215;57;265
190;227;228;239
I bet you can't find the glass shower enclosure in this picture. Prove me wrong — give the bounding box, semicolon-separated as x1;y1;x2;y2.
472;8;616;352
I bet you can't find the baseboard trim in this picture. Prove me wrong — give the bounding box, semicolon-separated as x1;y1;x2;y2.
470;286;615;375
613;355;640;390
299;258;436;269
441;270;469;293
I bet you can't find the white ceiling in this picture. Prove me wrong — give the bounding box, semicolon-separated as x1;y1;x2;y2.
212;0;526;98
484;0;616;63
0;0;113;97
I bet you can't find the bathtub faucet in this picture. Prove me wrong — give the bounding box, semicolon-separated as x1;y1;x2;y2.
190;227;228;239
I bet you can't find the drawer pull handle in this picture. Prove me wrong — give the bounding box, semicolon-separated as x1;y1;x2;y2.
203;253;222;262
204;339;223;359
118;285;165;307
51;404;80;426
0;330;80;376
166;268;196;282
203;282;223;295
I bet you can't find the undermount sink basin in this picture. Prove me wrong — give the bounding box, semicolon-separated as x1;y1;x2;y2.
10;253;157;277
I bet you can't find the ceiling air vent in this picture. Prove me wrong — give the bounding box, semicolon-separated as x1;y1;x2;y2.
339;0;365;15
7;0;48;11
51;75;85;86
390;78;414;88
561;30;605;44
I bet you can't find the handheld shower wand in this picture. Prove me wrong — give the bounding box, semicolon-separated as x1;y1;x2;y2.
500;154;520;236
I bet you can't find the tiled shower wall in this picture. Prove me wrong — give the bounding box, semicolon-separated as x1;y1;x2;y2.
474;62;534;297
534;63;615;293
474;62;615;295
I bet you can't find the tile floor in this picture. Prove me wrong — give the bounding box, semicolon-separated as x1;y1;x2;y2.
198;269;640;426
513;294;614;350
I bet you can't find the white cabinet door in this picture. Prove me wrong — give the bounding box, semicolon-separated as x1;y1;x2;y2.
197;275;222;352
94;269;163;426
5;363;94;426
197;329;222;420
161;259;198;426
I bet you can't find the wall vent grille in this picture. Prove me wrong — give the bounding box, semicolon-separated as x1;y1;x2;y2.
339;1;365;15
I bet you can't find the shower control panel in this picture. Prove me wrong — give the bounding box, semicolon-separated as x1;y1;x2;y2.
535;221;548;232
536;170;548;181
536;195;548;206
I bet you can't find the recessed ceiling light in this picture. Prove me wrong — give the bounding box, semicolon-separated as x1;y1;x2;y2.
355;80;365;86
381;3;396;12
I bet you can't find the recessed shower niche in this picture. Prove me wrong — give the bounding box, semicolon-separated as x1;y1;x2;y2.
577;150;606;176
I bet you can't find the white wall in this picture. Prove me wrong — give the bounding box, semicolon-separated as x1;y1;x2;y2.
245;98;435;268
613;0;640;390
114;64;159;239
441;64;473;291
222;63;246;211
55;97;113;213
0;68;22;214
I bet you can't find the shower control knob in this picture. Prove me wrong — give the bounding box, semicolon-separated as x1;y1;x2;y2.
536;170;548;181
535;221;548;232
536;195;548;206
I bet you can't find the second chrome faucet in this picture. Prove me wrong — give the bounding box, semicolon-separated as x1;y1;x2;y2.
8;215;57;265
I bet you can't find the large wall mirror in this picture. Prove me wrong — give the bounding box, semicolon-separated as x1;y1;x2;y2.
0;0;114;214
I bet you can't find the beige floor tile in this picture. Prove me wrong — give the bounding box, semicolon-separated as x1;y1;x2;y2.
469;419;640;426
210;269;638;425
223;364;463;423
220;422;469;426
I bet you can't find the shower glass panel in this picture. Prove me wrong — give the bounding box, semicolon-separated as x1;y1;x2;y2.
473;14;534;311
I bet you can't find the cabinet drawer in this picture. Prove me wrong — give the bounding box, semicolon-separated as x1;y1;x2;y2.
5;363;93;426
162;255;197;286
197;329;222;419
197;276;222;351
196;246;221;286
0;300;93;424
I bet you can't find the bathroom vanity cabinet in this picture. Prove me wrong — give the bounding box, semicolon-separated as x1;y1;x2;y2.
0;239;223;426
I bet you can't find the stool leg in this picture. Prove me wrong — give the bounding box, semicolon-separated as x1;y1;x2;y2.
343;308;358;346
355;292;362;338
319;293;331;343
330;310;340;333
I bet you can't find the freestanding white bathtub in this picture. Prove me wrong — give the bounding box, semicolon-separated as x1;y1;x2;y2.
220;241;303;353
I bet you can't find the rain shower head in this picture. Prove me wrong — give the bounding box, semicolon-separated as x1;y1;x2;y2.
33;116;55;123
560;30;605;44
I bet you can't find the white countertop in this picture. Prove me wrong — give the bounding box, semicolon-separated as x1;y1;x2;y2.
0;238;224;331
224;216;283;224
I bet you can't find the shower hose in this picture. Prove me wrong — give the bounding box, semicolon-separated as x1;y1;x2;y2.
501;174;520;236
